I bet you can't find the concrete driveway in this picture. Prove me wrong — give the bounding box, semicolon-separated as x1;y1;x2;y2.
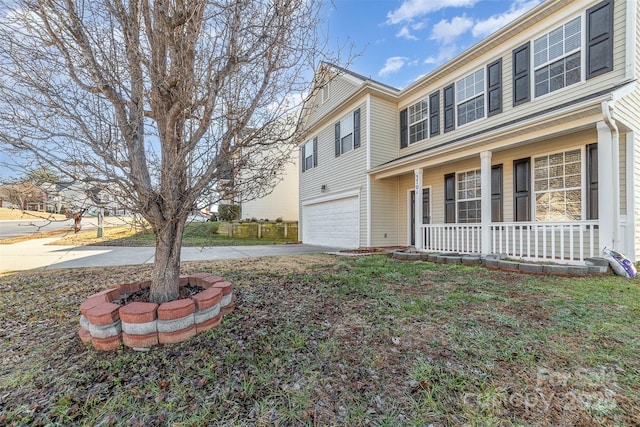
0;238;342;273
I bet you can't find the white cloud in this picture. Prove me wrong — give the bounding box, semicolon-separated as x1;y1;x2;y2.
424;44;459;65
430;15;474;44
379;56;408;76
396;25;418;40
387;0;479;24
472;0;542;38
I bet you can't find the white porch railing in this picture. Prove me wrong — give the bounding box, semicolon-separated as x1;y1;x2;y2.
421;221;599;263
422;224;483;254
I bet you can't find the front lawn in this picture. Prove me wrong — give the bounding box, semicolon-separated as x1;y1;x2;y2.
0;255;638;426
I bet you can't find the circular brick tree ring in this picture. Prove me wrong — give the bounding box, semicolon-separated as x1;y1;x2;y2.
78;274;234;351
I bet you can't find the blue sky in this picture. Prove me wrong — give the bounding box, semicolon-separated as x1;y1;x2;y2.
321;0;543;89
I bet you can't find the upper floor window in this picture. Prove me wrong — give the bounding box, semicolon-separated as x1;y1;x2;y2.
456;69;485;126
408;98;428;144
321;82;330;103
301;137;317;172
534;17;582;97
340;114;354;153
334;109;360;157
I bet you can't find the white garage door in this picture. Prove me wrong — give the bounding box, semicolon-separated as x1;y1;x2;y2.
302;196;359;248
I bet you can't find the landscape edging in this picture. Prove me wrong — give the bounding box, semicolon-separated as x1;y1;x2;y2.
78;273;234;351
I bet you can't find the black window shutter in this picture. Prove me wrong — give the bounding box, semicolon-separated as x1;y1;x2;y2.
491;164;503;222
512;42;530;106
353;109;361;149
444;173;455;223
443;84;455;133
487;58;503;117
586;0;614;79
313;137;318;167
301;144;306;173
513;158;531;221
400;108;408;149
587;144;598;219
429;91;440;137
334;122;340;157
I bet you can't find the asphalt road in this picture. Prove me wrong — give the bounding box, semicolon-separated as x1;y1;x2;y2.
0;219;76;240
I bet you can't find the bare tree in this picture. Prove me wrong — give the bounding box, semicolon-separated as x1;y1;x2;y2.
0;0;336;303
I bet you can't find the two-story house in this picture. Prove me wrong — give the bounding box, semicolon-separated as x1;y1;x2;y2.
298;0;639;263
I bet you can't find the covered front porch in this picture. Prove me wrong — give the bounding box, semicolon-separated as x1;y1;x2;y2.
403;120;633;264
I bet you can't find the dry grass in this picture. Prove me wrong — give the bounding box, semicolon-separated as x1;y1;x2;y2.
0;207;67;221
0;255;638;426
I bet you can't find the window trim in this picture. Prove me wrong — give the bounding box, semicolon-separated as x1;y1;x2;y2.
532;15;584;99
456;168;482;223
302;137;317;172
532;146;585;221
335;108;361;157
407;97;429;144
455;68;486;127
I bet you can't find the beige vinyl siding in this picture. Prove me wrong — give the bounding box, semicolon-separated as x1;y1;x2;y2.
610;0;640;259
306;75;362;130
299;100;369;247
397;0;629;159
369;97;399;168
369;177;400;246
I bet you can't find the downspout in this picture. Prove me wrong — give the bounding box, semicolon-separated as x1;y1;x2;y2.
601;100;620;250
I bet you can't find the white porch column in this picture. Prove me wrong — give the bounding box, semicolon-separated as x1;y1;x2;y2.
480;151;492;255
597;120;616;251
414;168;423;250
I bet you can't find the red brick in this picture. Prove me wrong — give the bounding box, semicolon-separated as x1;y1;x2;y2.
179;275;190;286
118;281;142;295
139;280;151;289
212;281;232;296
119;302;158;323
78;327;92;344
197;275;224;289
158;325;196;344
92;334;122;351
80;296;106;317
157;298;195;320
188;273;212;285
195;313;222;333
191;287;222;311
122;332;159;349
85;303;121;326
89;288;120;303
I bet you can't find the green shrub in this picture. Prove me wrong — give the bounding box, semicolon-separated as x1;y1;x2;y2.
218;204;240;221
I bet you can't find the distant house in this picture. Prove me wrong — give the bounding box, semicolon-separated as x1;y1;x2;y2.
298;0;639;263
42;182;126;215
239;148;298;221
217;126;299;222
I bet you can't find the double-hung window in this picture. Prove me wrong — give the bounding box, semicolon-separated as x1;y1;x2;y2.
335;109;360;157
534;149;581;221
408;98;428;144
457;169;481;223
456;69;485;126
302;137;317;172
340;114;354;154
534;17;582;97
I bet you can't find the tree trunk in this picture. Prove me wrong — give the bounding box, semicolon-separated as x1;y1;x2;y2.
149;218;186;304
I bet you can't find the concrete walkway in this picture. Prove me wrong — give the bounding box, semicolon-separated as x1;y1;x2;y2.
0;238;342;273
